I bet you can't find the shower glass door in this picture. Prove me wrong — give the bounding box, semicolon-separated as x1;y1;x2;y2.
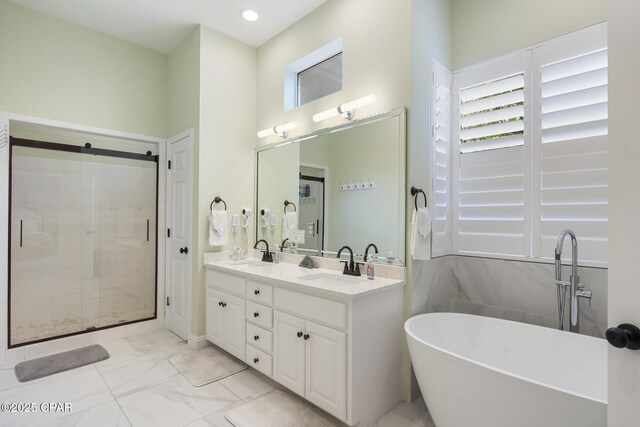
9;139;157;347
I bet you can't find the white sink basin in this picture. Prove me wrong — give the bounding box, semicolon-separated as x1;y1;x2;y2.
296;272;365;285
224;260;270;268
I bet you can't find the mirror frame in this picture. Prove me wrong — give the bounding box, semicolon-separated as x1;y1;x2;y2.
255;107;407;265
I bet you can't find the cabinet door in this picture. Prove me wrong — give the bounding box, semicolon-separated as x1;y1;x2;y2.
205;289;225;347
273;311;306;396
305;321;347;420
224;293;246;360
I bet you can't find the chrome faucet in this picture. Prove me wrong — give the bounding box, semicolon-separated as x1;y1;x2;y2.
554;229;592;333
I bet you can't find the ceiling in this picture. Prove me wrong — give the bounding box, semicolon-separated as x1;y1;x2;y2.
9;0;328;53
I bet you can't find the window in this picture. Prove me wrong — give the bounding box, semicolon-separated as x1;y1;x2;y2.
450;24;608;265
284;38;343;111
297;53;342;106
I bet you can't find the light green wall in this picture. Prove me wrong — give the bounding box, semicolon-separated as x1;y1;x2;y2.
256;0;412;143
451;0;607;69
0;0;167;137
195;26;256;336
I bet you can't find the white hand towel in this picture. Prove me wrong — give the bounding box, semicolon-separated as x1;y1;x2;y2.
282;211;298;239
209;210;228;246
411;207;432;260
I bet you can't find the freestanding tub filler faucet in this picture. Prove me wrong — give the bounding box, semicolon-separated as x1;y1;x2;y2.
554;229;592;333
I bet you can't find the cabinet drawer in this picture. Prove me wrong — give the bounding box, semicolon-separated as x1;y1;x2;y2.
247;323;273;354
247;301;273;329
246;344;272;377
246;280;273;306
274;288;346;330
206;269;246;298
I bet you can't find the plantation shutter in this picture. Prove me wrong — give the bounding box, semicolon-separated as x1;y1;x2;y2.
535;25;608;263
452;53;529;256
431;60;452;256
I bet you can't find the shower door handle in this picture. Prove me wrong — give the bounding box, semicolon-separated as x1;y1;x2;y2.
179;247;188;254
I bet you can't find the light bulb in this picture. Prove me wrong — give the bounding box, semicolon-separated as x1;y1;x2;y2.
240;9;259;22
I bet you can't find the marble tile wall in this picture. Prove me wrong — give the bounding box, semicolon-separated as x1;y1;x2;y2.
412;255;608;338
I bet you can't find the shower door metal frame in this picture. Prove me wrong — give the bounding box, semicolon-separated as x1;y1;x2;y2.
7;136;160;348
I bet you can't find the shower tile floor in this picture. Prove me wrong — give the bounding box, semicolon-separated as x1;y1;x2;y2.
0;329;435;427
11;308;155;346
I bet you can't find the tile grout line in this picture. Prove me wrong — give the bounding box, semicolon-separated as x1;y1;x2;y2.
93;363;135;427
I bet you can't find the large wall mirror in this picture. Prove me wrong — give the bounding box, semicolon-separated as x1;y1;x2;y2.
256;108;406;265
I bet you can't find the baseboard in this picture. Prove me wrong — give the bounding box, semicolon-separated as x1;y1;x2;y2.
187;335;210;350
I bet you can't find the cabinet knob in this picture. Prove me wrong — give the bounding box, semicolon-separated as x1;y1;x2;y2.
254;289;260;295
179;247;188;254
254;312;259;318
254;335;259;341
222;302;227;307
297;332;303;338
253;357;259;364
303;334;310;340
218;301;222;307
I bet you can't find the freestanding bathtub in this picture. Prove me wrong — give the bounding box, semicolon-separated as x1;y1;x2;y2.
405;313;607;427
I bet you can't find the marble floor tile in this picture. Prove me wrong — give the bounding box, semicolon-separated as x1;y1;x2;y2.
390;398;436;427
185;402;244;427
0;329;434;427
374;410;425;427
218;369;275;402
97;330;186;368
38;401;130;427
117;375;239;427
0;365;113;427
96;349;180;397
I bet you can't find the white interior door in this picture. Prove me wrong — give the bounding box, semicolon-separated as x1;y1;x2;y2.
608;4;640;425
166;130;193;340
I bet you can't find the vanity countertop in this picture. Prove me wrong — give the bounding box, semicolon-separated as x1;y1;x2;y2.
204;256;405;300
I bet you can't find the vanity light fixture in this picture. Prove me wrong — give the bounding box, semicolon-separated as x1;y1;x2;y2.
257;121;299;139
312;94;377;123
240;9;259;22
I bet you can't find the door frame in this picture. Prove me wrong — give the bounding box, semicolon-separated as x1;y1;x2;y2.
300;161;329;252
165;129;193;341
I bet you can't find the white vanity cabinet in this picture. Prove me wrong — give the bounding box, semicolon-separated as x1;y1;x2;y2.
204;263;404;427
245;280;275;377
273;310;347;419
205;271;246;360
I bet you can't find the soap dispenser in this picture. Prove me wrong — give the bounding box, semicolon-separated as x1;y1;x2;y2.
366;257;375;280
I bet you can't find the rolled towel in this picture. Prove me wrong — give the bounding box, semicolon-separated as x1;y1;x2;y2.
209;210;228;246
411;207;432;260
282;211;298;239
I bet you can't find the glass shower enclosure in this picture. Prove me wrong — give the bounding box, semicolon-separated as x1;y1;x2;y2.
8;137;158;347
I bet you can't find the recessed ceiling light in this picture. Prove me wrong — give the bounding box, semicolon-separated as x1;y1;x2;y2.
240;9;259;22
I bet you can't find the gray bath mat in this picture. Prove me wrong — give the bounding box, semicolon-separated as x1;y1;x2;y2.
14;344;110;382
225;389;340;427
169;346;246;387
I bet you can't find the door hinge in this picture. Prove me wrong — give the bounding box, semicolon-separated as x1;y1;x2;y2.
166;297;170;306
167;228;171;238
168;160;172;169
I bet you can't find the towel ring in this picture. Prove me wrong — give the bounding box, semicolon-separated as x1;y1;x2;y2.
210;196;227;211
410;186;427;210
284;200;297;213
